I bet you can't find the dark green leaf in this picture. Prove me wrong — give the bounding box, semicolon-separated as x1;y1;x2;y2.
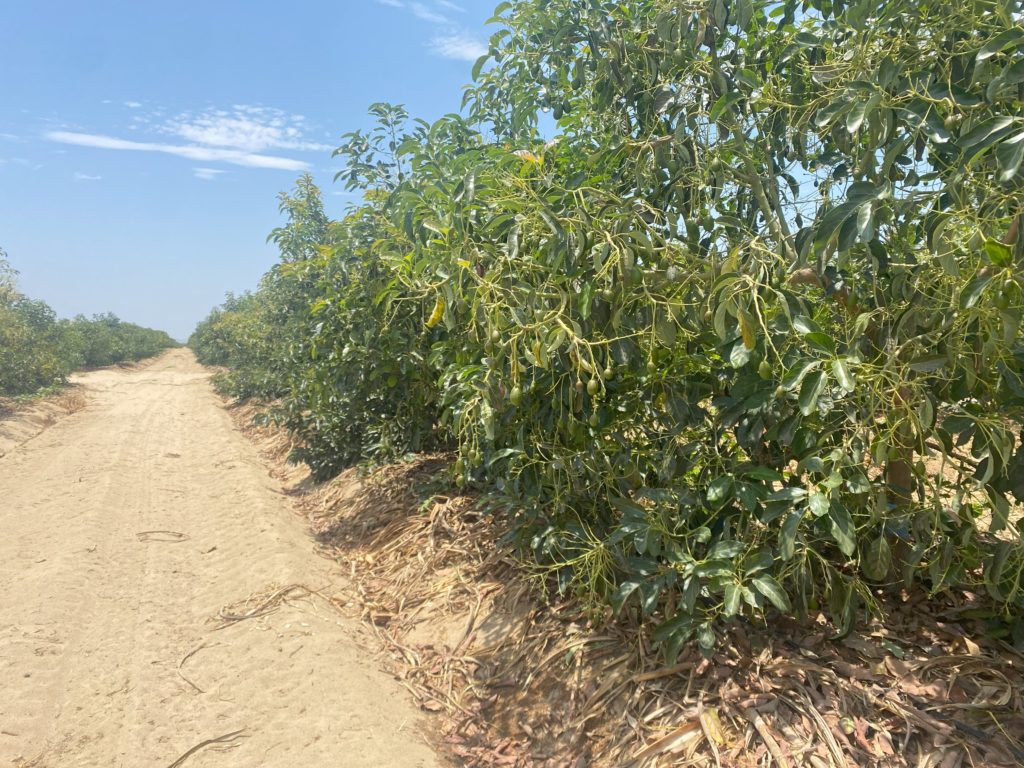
959;275;993;309
751;575;791;611
798;370;827;416
829;504;857;557
861;534;891;581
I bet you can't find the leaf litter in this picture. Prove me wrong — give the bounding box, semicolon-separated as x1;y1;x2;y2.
230;401;1024;767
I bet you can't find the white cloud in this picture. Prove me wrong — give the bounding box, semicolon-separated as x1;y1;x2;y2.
376;0;483;61
165;106;330;153
46;131;309;170
46;104;328;173
0;132;19;141
124;101;142;108
193;167;225;180
74;172;102;181
409;2;449;23
430;31;487;61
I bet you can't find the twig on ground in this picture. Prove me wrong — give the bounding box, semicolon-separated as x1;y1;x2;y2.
165;728;246;767
136;530;189;542
177;641;220;694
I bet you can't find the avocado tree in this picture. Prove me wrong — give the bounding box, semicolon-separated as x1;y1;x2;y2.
432;0;1024;649
193;0;1024;653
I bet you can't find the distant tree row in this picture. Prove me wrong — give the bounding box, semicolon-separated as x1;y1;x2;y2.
0;249;178;396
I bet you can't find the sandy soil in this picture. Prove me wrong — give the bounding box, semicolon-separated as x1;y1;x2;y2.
0;350;441;767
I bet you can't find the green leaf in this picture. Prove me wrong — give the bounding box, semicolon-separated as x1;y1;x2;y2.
709;540;744;560
829;503;857;557
723;582;742;616
471;54;489;81
730;0;753;27
651;609;692;643
730;339;752;368
768;487;808;502
978;28;1024;61
610;579;641;613
798;370;827;416
696;622;716;651
813;183;888;251
809;491;829;517
959;274;993;309
959;116;1018;156
793;315;822;335
779;509;804;561
805;332;836;355
744;466;783;482
878;57;898;89
751;575;791;612
907;355;948;373
855;201;874;243
782;359;819;391
846;92;881;134
814;200;860;251
709;91;743;123
861;534;892;581
832;359;855;392
995;131;1024;181
706;476;733;505
984;238;1014;266
988;486;1011;534
655;307;677;346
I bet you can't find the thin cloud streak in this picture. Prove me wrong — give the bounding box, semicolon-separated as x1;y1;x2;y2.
46;131;309;170
193;167;225;180
375;0;482;61
430;32;486;61
409;2;449;23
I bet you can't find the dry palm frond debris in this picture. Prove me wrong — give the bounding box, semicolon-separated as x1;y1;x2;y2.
53;390;87;414
229;403;1024;768
214;583;320;628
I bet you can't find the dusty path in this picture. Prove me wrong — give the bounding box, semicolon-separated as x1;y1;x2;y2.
0;350;440;767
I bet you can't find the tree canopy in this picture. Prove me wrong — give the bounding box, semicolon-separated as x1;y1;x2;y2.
192;0;1024;652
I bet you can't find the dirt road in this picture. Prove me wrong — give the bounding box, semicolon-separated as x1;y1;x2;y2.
0;350;440;767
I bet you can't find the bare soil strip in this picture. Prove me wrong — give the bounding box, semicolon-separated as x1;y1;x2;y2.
0;349;440;767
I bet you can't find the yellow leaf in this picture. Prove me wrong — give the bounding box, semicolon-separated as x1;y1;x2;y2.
700;706;726;745
738;308;757;350
425;296;445;328
514;149;542;164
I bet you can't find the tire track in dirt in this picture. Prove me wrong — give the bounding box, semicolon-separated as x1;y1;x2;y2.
0;349;441;767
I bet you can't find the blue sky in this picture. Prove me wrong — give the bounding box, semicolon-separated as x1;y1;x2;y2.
0;0;498;340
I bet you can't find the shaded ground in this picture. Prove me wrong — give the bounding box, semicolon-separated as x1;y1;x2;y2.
0;349;440;767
